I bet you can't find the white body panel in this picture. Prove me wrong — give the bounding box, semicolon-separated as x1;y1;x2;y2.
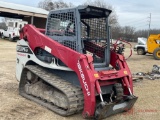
134;37;148;52
0;29;4;33
3;20;28;39
137;37;147;45
16;39;72;82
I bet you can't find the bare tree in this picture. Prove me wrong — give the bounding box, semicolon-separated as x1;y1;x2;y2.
38;0;74;11
120;26;135;41
111;24;121;39
38;0;53;11
134;29;160;38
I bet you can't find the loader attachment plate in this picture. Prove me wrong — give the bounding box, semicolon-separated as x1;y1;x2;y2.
95;96;138;120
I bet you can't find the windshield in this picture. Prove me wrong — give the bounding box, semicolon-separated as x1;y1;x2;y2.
138;37;147;45
81;17;108;63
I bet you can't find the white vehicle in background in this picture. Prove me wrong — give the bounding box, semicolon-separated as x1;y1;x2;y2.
0;29;4;37
1;20;28;41
134;37;147;55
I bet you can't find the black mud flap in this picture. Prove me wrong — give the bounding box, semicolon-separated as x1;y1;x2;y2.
95;96;138;120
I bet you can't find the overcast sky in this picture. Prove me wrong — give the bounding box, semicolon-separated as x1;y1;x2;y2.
1;0;160;30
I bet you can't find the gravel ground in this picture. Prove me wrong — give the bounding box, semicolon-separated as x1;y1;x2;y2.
0;39;160;120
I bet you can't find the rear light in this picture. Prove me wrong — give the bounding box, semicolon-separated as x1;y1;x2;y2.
13;33;15;36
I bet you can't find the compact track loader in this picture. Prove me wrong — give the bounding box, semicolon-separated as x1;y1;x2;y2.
16;5;137;119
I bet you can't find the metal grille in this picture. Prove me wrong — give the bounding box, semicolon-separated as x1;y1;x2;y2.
81;18;107;40
82;18;107;63
46;12;77;50
61;41;76;51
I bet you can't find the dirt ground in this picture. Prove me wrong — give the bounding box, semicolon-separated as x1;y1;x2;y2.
0;39;160;120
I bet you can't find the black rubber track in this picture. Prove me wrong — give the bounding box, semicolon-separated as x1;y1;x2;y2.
19;65;84;116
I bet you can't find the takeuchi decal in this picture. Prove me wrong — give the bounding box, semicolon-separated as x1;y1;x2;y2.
77;60;90;96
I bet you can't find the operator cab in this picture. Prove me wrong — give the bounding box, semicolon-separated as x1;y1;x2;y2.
46;5;112;70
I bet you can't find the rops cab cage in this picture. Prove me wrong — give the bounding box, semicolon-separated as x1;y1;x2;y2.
46;5;111;70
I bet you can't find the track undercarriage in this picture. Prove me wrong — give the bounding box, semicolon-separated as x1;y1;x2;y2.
19;65;84;116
